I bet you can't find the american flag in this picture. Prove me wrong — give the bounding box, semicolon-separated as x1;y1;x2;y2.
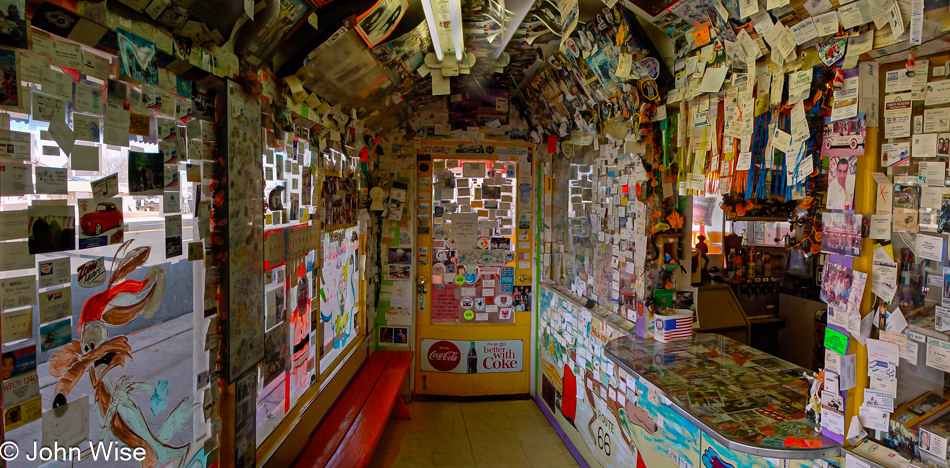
655;313;693;342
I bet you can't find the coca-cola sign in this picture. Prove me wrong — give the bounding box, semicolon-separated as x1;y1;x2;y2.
421;339;522;374
426;340;461;372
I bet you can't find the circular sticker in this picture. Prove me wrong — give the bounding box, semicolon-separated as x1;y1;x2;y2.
565;38;580;58
496;295;513;307
432;263;446;277
464;310;475;320
465;273;478;285
477;238;490;249
435;228;446;238
436;251;448;262
454;275;466;285
461;297;474;309
639;57;661;80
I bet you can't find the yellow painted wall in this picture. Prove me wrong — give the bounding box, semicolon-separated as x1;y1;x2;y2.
414;140;534;396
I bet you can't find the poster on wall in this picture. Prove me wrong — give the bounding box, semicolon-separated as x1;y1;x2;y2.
420;339;523;373
319;226;360;371
227;80;265;381
355;0;408;47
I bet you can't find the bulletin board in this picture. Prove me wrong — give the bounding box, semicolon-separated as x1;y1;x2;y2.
430;158;518;324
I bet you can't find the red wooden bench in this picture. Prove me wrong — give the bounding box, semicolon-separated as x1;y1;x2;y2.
293;350;413;468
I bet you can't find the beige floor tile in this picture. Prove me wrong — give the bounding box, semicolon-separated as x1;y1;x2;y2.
464;410;514;431
468;428;524;453
389;451;434;468
514;424;563;448
368;445;399;468
461;401;510;417
399;429;473;453
473;448;532;468
432;451;477;468
522;443;578;468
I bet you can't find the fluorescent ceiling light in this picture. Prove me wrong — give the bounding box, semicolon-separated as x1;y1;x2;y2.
422;0;443;61
449;0;463;61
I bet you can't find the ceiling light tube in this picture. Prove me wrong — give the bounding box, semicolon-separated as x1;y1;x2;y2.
449;0;463;61
422;0;443;61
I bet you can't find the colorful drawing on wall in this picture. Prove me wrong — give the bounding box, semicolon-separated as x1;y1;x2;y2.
319;226;360;372
322;175;358;227
46;240;201;467
117;29;158;85
288;256;313;406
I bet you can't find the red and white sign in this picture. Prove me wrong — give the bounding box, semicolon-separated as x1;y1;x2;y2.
421;339;523;374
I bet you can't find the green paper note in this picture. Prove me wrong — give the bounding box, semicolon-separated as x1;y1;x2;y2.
824;328;848;355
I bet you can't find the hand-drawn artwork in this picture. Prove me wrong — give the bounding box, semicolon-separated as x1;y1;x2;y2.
117;28;158;85
288;257;313;406
319;227;360;372
47;240;199;468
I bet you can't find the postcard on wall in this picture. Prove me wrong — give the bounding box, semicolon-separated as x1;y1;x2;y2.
165;213;182;258
0;47;21;111
0;275;35;311
0;161;31;196
78;198;124;249
27;204;75;254
38;317;71;352
37;257;70;289
0;307;33;344
128;151;165;195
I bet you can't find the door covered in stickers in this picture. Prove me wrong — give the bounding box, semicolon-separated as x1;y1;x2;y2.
415;141;534;396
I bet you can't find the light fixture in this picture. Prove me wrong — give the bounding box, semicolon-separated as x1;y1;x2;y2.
422;0;443;61
448;0;463;61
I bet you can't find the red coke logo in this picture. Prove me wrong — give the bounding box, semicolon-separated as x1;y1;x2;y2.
427;341;461;372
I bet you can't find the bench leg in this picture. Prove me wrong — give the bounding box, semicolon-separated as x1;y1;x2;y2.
392;395;411;420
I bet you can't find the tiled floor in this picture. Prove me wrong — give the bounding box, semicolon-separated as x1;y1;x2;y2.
368;399;581;468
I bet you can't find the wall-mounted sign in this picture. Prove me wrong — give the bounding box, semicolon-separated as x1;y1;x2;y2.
421;339;523;374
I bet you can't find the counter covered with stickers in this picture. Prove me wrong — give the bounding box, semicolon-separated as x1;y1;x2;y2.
537;283;845;467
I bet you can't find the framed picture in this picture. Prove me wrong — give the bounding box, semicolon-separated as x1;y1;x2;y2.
0;46;20;112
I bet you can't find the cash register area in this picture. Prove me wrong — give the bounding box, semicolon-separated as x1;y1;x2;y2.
2;0;950;467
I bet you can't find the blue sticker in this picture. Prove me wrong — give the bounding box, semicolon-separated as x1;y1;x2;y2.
465;273;478;285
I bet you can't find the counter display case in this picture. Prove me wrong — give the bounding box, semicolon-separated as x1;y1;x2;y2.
605;334;838;456
537;283;843;468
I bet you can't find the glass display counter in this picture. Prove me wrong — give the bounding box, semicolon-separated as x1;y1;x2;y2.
537;283;843;468
605;334;839;458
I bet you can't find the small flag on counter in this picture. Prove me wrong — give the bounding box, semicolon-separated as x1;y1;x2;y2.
654;311;693;342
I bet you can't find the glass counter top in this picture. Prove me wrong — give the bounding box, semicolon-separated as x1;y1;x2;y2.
604;333;842;458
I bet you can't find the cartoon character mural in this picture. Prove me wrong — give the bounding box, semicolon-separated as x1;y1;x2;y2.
48;241;195;468
288;256;313;406
319;227;359;370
